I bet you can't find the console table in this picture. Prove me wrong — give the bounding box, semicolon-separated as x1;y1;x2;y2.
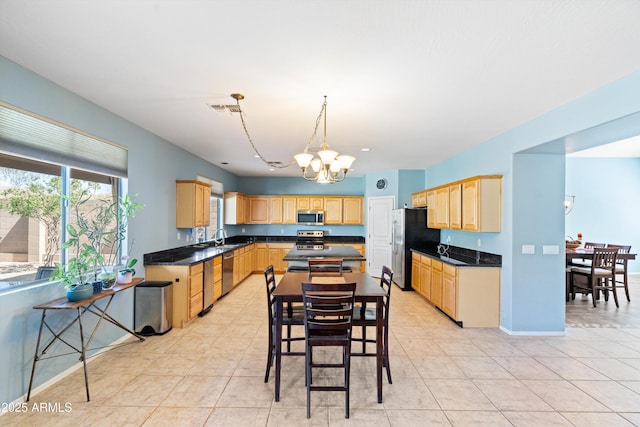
27;278;145;402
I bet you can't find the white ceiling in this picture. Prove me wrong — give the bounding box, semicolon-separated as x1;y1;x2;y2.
1;0;639;177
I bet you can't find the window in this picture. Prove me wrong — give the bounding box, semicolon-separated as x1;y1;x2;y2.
0;102;128;292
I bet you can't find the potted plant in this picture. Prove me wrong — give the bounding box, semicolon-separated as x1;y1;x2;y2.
116;257;137;284
53;230;95;301
55;189;143;297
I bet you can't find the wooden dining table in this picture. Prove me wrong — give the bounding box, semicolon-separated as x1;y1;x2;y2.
566;248;636;263
272;271;387;403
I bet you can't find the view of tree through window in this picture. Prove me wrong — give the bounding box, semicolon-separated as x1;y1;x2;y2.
0;157;114;290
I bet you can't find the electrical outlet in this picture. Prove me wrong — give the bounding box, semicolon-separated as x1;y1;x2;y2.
281;228;285;234
241;227;245;233
446;235;451;244
177;232;181;240
477;239;481;247
522;245;535;254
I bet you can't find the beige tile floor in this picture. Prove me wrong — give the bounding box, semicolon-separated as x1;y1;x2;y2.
3;274;640;426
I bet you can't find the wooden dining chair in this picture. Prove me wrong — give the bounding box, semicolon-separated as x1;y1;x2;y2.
308;258;343;276
570;247;619;307
264;265;304;383
351;265;393;384
606;244;632;302
301;281;356;419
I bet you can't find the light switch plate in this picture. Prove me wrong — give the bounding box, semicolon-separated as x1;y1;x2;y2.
522;245;535;254
543;245;560;255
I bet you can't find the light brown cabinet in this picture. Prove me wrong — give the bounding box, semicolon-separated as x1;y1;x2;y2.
324;197;343;224
461;176;502;232
297;197;324;211
342;196;364;224
449;183;462;230
224;192;249;225
421;175;502;232
411;252;500;327
249;197;270;224
176;180;211;228
282;197;297;224
411;190;427;208
145;262;203;328
213;256;222;301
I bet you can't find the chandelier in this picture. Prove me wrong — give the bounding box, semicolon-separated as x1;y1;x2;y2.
294;96;355;183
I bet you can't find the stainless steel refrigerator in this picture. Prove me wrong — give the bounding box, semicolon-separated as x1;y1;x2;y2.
391;208;440;290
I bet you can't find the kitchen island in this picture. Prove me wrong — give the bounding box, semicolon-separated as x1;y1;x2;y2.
283;245;366;272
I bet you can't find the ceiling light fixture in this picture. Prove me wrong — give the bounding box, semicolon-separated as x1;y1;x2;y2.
294;96;355;184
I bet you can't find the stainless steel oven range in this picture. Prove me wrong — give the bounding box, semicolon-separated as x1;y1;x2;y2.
296;230;324;250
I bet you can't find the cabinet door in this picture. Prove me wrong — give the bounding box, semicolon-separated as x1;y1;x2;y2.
442;264;457;319
449;184;462;230
269;197;283;224
411;255;421;294
426;190;437;228
188;263;204;320
283;197;297;224
431;260;443;308
434;187;449;229
255;244;268;271
297;197;310;210
420;255;432;300
412;190;427;208
461;179;479;231
268;248;281;272
177;181;211;228
249;197;270;224
343;197;363;224
213;257;222;301
324;197;343;224
310;197;324;210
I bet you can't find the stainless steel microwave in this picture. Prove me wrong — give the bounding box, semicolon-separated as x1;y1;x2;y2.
297;210;324;225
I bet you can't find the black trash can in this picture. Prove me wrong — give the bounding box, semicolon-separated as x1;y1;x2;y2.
134;281;173;336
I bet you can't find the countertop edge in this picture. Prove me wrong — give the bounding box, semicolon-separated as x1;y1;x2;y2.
411;248;502;268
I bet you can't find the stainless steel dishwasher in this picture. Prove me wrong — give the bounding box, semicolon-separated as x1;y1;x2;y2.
222;251;234;296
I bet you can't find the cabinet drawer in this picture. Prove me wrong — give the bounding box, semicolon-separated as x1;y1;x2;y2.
443;264;457;277
214;256;222;266
419;254;431;265
432;260;442;271
213;263;222;278
189;280;202;298
190;263;203;275
189;294;202;318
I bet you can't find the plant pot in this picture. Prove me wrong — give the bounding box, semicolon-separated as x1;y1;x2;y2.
67;284;93;302
100;266;117;290
117;271;133;284
92;280;103;294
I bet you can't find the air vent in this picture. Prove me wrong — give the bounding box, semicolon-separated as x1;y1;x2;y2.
207;104;242;114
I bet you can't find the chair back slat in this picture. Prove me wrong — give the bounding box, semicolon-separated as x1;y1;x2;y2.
302;282;355;336
592;247;618;271
584;242;606;249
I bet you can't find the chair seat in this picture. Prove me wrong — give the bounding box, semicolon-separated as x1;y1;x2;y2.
571;266;614;277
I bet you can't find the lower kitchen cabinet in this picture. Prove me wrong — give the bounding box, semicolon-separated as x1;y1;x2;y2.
213;256;222;301
412;253;500;327
145;262;204;328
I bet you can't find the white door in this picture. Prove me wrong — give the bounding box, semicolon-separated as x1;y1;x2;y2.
367;196;395;276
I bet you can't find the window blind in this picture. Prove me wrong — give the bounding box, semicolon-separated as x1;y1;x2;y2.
0;102;128;178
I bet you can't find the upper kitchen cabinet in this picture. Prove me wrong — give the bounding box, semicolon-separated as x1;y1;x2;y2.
297;196;324;211
422;175;502;232
176;180;211;228
224;192;249;225
249;196;270;224
324;197;343;224
448;183;462;230
342;196;363;224
461;176;501;232
282;196;297;224
411;190;427;208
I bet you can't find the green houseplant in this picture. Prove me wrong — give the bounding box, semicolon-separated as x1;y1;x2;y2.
54;189;142;298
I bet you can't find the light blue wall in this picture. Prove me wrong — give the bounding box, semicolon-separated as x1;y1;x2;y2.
426;70;640;334
566;157;640;273
0;56;238;404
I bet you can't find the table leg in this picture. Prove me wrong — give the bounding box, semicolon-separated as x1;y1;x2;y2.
26;310;47;402
274;297;283;402
76;307;90;402
376;298;383;403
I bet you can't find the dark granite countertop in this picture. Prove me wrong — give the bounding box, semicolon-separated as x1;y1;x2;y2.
411;245;501;267
283;245;365;261
144;235;366;266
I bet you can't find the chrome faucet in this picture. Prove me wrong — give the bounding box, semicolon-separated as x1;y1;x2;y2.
213;228;227;246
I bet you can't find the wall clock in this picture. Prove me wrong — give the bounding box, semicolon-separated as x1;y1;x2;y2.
376;178;387;190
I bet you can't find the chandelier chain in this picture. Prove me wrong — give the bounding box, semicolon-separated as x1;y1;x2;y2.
233;96;326;169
